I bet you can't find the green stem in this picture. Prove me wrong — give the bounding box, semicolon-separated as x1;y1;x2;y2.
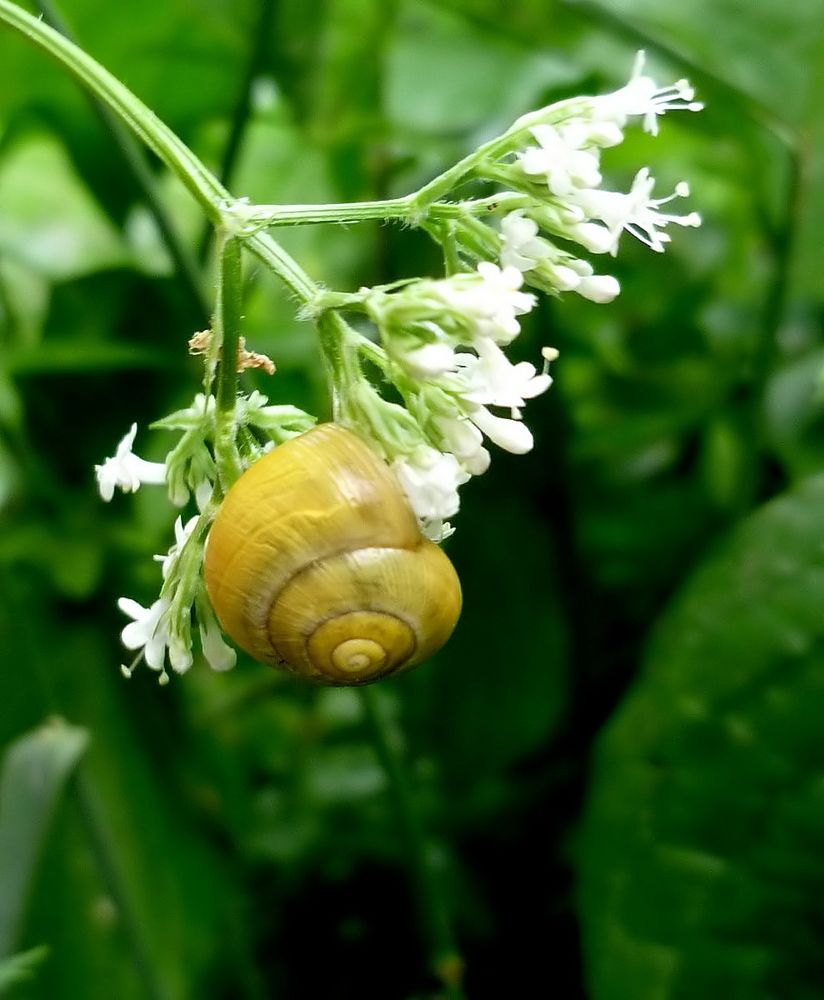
360;688;465;999
241;192;528;228
0;0;317;305
315;311;362;420
213;236;244;487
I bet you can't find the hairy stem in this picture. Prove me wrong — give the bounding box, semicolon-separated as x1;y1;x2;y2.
0;0;317;303
213;237;244;487
240;192;528;229
34;0;210;320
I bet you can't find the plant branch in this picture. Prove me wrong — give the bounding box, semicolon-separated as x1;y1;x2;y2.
213;236;244;486
234;191;529;229
34;0;211;320
0;0;317;305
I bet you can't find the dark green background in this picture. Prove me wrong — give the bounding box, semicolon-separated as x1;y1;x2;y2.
1;0;823;997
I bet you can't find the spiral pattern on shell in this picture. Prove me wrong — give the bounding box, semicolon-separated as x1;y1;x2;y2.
204;424;462;685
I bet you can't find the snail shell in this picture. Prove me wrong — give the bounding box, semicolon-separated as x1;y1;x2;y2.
204;423;462;685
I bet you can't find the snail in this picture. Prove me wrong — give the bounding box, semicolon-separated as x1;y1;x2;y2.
204;423;462;685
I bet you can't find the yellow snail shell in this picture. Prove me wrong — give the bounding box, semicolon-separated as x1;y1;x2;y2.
204;423;462;685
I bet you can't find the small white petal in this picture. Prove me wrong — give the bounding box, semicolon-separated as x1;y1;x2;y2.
200;621;237;672
95;424;166;501
195;480;213;511
169;636;194;674
566;222;616;255
402;342;457;377
576;274;621;303
392;448;468;524
454;339;551;411
469;406;535;454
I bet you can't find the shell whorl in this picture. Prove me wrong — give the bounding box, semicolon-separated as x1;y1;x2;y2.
204;424;462;684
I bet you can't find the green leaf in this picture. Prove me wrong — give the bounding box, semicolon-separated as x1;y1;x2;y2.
387;1;576;137
0;595;247;1000
0;944;49;992
0;134;127;280
579;475;824;999
0;719;89;957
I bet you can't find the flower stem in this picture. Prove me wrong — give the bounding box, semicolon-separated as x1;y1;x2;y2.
33;0;210;321
240;192;528;229
359;687;466;999
0;0;317;304
213;236;244;487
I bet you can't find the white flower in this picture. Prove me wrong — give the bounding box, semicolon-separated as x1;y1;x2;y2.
118;594;194;675
577;273;621;303
153;515;198;580
431;414;491;475
437;263;536;345
570;168;701;254
595;50;704;137
398;340;458;377
564;220;617;255
467;406;535;454
118;595;173;672
95;424;167;501
518;124;602;197
454;339;551;416
500;212;552;272
199;618;237;671
392;447;469;539
560;258;621;303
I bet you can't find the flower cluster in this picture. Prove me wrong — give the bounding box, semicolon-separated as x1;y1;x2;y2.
117;514;236;683
95;393;315;679
328;262;552;540
487;55;700;304
330;51;702;539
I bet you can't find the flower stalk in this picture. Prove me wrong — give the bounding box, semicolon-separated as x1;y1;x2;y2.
214;235;244;488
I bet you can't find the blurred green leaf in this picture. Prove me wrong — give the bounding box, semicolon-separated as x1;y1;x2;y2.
0;945;49;993
0;0;254;146
0;258;50;347
5;341;167;375
0;587;252;1000
0;133;127;280
0;719;89;957
763;346;824;479
387;2;574;137
579;475;824;999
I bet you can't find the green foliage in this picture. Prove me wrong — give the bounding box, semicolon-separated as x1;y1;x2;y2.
0;947;49;994
0;0;823;996
579;476;824;999
0;720;88;957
